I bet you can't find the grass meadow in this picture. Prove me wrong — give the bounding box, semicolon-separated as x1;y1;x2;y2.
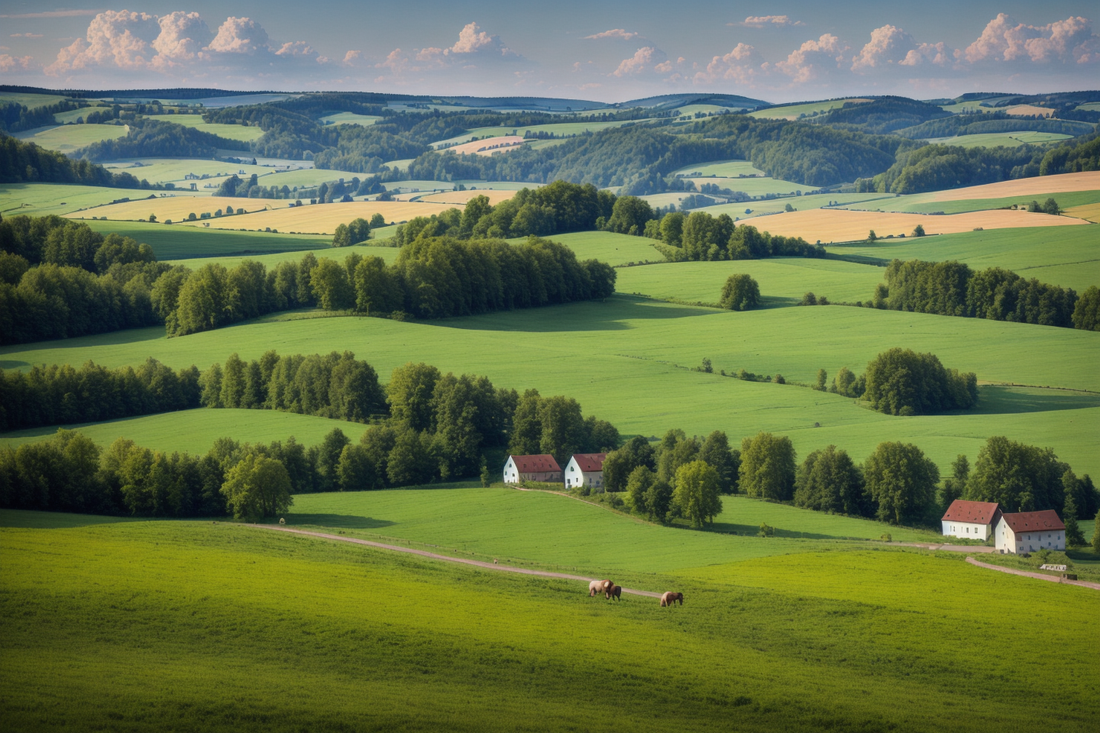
520;230;665;265
682;176;820;196
748;99;867;120
170;241;400;272
2;511;1094;733
12;123;130;153
0;408;369;455
671;159;765;177
144;114;267;142
102;158;275;185
83;219;330;259
0;91;72;108
828;226;1100;291
921;131;1073;148
431;119;650;148
4;298;1097;477
319;112;383;126
0;182;197;217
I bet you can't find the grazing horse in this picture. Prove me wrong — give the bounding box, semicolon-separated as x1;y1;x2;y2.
589;579;614;597
660;591;684;607
605;584;622;601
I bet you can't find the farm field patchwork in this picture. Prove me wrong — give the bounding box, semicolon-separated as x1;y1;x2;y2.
248;167;370;189
12;123;129;153
102;158;275;186
849;189;1100;216
4;300;1097;477
746;207;1085;243
0;182;203;217
671;159;766;177
0;409;369;456
66;195;283;222
0;91;71;108
927;171;1100;202
748;99;869;120
82;219;330;260
415;189;518;205
682;176;820;196
698;193;895;219
446;135;526;155
828;226;1100;292
3;513;1094;733
920;131;1073;148
178;200;460;233
1065;202;1100;223
143;114;266;142
430;119;652;149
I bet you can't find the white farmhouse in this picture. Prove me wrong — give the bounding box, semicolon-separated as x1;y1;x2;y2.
941;500;1001;540
564;453;607;491
503;455;562;484
994;510;1066;554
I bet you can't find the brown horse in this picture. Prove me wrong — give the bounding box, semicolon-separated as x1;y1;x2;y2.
589;579;613;597
660;591;683;607
605;584;622;601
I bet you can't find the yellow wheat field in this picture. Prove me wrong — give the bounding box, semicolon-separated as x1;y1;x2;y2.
1004;104;1054;118
929;171;1100;202
749;208;1088;244
66;196;278;223
179;201;460;233
415;189;518;206
1064;202;1100;224
448;136;526;156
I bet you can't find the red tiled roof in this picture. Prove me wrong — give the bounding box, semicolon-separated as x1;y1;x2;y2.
1000;510;1065;534
510;455;561;473
571;453;607;473
942;500;1001;525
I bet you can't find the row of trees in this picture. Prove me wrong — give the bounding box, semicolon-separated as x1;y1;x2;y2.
0;215;155;270
859;143;1047;194
881;259;1090;330
0;133;158;188
75;119;250;161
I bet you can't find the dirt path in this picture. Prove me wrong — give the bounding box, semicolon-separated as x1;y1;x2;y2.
248;524;664;599
894;543;997;553
965;557;1100;590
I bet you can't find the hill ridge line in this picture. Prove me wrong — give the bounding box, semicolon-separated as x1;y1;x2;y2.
246;524;665;598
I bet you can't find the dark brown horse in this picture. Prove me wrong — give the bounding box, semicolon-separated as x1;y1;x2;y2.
660;591;683;607
605;584;622;601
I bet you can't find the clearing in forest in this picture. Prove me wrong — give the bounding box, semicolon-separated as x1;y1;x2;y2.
415;189;518;205
447;136;526;156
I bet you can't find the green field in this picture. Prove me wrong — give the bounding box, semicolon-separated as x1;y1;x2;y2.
616;258;886;305
2;511;1095;732
431;119;653;148
921;131;1074;148
4;297;1097;478
0;91;72;109
749;99;863;119
0;182;207;217
102;158;276;186
319;112;382;126
683;176;820;196
828;226;1100;292
12;123;130;153
516;230;664;266
81;219;330;260
673;104;747;117
700;192;895;219
0;409;369;456
671;159;766;177
171;241;400;271
144;114;267;142
845;189;1100;216
253;167;371;189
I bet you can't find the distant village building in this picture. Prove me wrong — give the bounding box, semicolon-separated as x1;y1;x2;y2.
184;172;199;180
503;455;561;484
941;500;1002;540
994;510;1066;554
564;453;607;491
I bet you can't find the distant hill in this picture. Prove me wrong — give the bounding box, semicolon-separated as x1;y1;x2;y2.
616;93;769;110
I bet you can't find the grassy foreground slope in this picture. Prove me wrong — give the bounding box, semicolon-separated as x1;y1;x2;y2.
3;299;1097;476
2;511;1094;733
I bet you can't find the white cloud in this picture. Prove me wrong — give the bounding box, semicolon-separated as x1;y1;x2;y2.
0;54;34;72
584;29;640;41
207;16;268;54
735;15;804;28
10;33;44;39
152;11;211;64
965;13;1099;64
777;34;847;83
613;46;668;77
695;43;765;85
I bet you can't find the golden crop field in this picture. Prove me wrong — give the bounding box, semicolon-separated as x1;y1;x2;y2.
1064;202;1100;223
66;196;278;223
748;208;1087;244
181;200;461;233
448;136;526;156
929;171;1100;202
415;189;518;205
1004;104;1054;117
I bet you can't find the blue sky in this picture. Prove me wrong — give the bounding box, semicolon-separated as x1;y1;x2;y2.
1;2;1097;102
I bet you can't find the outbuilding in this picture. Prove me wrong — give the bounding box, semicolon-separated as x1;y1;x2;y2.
941;500;1001;540
503;455;561;484
994;510;1066;554
564;453;607;491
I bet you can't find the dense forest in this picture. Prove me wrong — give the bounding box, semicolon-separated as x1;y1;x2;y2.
811;97;951;135
76;118;250;161
0;133;158;188
895;113;1094;139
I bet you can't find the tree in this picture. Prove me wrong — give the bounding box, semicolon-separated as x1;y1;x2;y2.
626;465;656;516
387;363;441;431
868;230;877;242
739;432;796;501
863;347;978;416
941;454;969;512
337;443;379;491
1042;198;1061;216
815;369;827;391
794;446;867;516
673;460;722;527
1062;486;1085;548
965;436;1066;512
311;258;355;310
1072;286;1100;331
912;224;925;237
221;453;293;521
537;395;586;467
698;431;739;494
719;274;761;311
1093;513;1100;554
863;442;939;525
332;217;370;247
602;436;656;493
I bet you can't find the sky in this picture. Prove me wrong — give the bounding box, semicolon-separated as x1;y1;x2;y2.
1;1;1098;103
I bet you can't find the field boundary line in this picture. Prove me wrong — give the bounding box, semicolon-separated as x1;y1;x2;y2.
965;556;1100;590
245;524;664;598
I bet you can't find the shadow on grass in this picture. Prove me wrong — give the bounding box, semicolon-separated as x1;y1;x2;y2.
0;509;140;529
0;360;29;369
282;513;395;530
707;520;869;541
438;295;719;333
969;385;1100;415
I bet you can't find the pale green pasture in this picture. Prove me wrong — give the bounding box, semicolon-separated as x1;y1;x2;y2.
382;179;539;194
0;91;71;109
685;176;820;196
616;258;885;305
749;99;861;119
4;299;1097;477
12;124;128;153
828;226;1100;291
144;114;266;142
255;167;369;189
53;107;106;124
383;158;415;171
921;132;1073;148
320;112;382;126
845;190;1100;216
0;183;206;217
939;102;996;114
671;159;765;177
699;193;895;219
673;104;745;117
102;158;274;185
81;219;329;260
0;409;368;456
431;119;652;148
172;242;399;271
1076;102;1100;112
519;231;664;266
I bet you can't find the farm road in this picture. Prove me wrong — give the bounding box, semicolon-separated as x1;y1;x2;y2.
965;557;1100;590
248;524;664;598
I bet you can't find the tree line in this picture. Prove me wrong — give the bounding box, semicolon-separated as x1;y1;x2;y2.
0;99;80;133
76;119;250;161
0;133;159;188
894;112;1093;140
879;259;1090;330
